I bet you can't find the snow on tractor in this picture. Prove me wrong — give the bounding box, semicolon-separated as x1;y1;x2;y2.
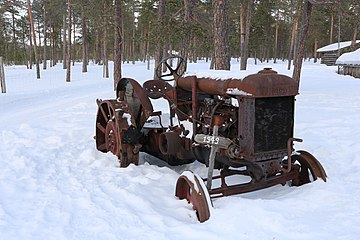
94;56;327;222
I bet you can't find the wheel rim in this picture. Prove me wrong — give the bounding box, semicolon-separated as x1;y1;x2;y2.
292;151;327;186
95;100;139;167
175;172;211;223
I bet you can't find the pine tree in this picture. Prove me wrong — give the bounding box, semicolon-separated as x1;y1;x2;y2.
114;0;123;89
27;0;41;79
213;0;230;70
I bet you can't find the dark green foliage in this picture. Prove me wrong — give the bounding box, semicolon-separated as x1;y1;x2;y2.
0;0;359;65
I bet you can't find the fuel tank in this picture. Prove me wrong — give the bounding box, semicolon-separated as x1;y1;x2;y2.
176;68;298;97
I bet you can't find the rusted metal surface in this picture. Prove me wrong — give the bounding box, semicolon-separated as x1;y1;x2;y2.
271;138;303;173
191;76;197;136
175;171;211;223
141;127;195;166
143;79;174;100
95;99;140;167
209;167;299;198
117;78;154;127
155;55;187;81
238;97;255;158
177;68;298;97
291;150;328;185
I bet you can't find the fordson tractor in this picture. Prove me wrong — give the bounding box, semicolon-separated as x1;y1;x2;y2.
95;56;327;222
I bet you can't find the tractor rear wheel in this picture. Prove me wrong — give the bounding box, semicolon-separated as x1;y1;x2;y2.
95;100;139;167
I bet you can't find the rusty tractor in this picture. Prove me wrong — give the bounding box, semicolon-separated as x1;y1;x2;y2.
95;56;327;222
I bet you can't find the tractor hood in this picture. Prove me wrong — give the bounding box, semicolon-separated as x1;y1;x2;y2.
177;68;299;98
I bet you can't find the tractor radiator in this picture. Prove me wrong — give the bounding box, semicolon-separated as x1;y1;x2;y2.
254;96;294;153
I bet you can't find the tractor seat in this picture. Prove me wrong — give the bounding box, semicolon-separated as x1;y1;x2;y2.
143;80;174;100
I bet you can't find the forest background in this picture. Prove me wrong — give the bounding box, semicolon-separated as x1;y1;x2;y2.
0;0;359;82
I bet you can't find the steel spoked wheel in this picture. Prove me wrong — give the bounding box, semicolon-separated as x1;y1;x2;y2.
175;171;212;223
96;100;120;153
95;100;139;167
291;150;327;186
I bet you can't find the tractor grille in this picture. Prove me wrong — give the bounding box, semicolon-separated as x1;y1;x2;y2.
254;96;294;153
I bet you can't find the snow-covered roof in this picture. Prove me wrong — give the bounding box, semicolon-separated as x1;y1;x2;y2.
316;40;360;53
336;48;360;65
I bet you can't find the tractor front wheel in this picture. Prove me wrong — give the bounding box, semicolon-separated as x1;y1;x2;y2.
175;171;212;223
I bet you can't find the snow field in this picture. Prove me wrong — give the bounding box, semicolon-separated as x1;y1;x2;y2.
0;59;359;239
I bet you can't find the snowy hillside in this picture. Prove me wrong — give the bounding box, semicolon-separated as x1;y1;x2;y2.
0;60;359;240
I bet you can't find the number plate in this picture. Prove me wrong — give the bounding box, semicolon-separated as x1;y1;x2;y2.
194;134;232;149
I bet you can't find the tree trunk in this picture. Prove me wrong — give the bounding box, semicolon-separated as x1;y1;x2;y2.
114;0;123;89
50;24;53;67
29;23;33;69
146;28;150;70
213;0;230;70
293;23;298;66
103;25;109;78
51;24;56;67
103;1;109;79
22;24;29;69
131;26;135;64
351;27;358;51
82;5;88;73
293;0;312;86
154;0;165;79
337;15;341;57
240;0;253;70
37;16;42;63
131;1;136;64
27;0;40;79
95;29;100;64
12;12;16;63
330;13;334;44
66;0;71;82
239;3;244;66
210;53;215;69
273;12;279;64
287;0;301;70
182;0;195;59
287;19;298;70
314;36;318;63
0;57;6;93
73;12;76;66
43;6;47;70
62;14;67;69
141;28;148;63
55;27;59;66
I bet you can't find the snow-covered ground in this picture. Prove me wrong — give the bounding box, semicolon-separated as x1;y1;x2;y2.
1;59;359;240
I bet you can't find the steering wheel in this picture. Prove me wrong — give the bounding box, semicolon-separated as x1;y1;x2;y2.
155;55;187;81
